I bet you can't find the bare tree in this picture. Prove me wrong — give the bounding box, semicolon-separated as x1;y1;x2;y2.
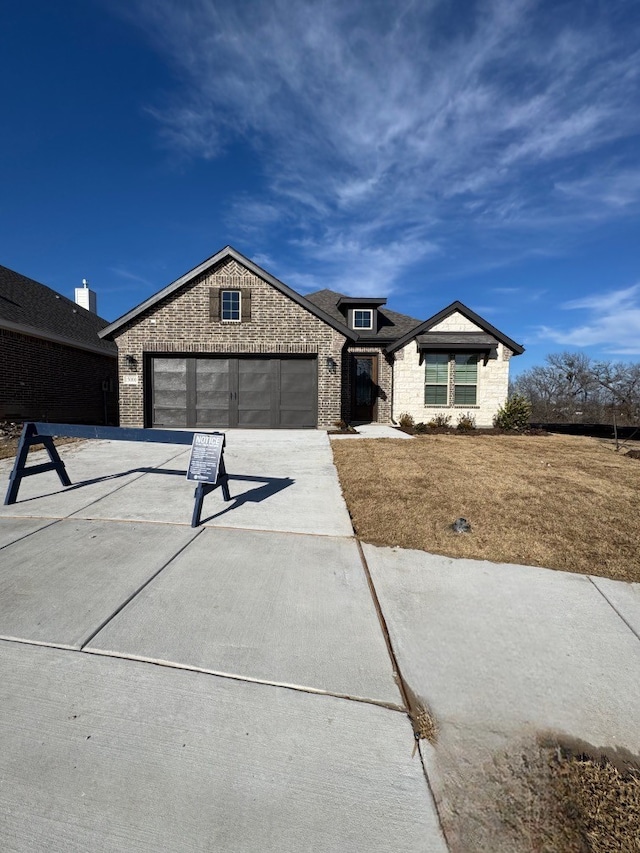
512;353;640;429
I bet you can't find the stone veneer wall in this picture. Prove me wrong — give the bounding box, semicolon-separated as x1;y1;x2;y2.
342;346;393;423
391;312;512;427
113;258;346;428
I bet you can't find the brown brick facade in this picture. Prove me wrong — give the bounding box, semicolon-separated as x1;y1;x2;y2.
0;328;118;424
113;258;346;428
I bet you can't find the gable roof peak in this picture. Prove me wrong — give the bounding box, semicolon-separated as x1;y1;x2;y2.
386;299;524;355
99;246;357;341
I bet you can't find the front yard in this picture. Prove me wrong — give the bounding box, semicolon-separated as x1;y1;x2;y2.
332;433;640;582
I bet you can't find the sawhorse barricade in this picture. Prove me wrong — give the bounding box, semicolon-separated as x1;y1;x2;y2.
3;422;231;527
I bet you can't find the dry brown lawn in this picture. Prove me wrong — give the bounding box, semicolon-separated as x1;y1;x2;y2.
445;737;640;852
0;435;83;461
332;433;640;582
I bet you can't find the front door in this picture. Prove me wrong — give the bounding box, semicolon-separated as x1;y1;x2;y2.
353;356;377;422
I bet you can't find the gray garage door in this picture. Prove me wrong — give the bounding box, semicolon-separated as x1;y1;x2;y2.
151;356;317;428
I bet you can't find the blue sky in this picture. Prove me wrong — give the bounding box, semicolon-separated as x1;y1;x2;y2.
1;0;639;375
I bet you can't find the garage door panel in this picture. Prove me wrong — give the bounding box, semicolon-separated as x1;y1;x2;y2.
151;356;316;429
281;359;314;375
237;409;272;427
196;360;230;408
238;372;271;402
279;409;315;428
153;407;188;427
237;360;273;427
154;390;188;408
154;358;187;374
154;369;187;393
196;408;230;428
197;375;229;406
279;359;316;426
152;359;188;427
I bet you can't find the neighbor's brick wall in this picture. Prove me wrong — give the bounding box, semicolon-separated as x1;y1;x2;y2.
113;258;346;427
342;346;393;423
0;328;118;424
392;312;512;427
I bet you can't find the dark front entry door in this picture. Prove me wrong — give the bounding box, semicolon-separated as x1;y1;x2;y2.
353;356;377;422
151;356;317;428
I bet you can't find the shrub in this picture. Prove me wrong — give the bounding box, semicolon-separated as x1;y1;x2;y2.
413;422;429;434
493;394;532;431
427;414;452;428
456;412;476;431
333;419;357;433
398;412;415;429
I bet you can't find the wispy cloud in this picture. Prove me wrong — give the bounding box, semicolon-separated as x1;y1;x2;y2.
108;267;155;288
555;168;640;211
118;0;640;291
538;283;640;354
562;284;640;312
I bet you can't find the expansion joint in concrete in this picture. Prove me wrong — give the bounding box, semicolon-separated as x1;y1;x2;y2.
588;576;640;644
65;447;189;519
0;635;405;713
78;528;206;650
354;538;452;850
0;518;62;551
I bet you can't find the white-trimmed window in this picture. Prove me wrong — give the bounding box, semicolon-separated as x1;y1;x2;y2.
353;309;373;330
221;290;241;322
424;353;478;406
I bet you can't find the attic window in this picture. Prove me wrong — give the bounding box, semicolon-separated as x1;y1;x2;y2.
221;290;241;322
353;309;373;330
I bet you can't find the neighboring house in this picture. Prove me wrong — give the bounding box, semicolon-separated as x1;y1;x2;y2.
0;265;118;424
99;246;523;429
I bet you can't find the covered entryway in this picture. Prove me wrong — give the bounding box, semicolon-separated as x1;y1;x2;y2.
149;355;317;428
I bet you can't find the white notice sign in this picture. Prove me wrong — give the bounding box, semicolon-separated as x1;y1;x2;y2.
122;375;139;385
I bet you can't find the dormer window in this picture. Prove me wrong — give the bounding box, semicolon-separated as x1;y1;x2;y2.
336;295;386;333
353;309;373;330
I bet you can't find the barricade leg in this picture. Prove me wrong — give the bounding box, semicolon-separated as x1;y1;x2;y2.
4;423;72;505
4;423;35;505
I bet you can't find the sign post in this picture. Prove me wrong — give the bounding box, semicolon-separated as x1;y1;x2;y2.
187;432;231;527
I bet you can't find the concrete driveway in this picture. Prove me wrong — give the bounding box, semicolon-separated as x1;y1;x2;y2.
0;432;446;853
2;430;639;851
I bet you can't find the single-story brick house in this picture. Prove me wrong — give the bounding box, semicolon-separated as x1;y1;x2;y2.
99;246;523;429
0;265;118;424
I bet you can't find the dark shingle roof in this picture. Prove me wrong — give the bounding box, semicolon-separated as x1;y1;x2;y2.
305;289;421;342
0;265;116;356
